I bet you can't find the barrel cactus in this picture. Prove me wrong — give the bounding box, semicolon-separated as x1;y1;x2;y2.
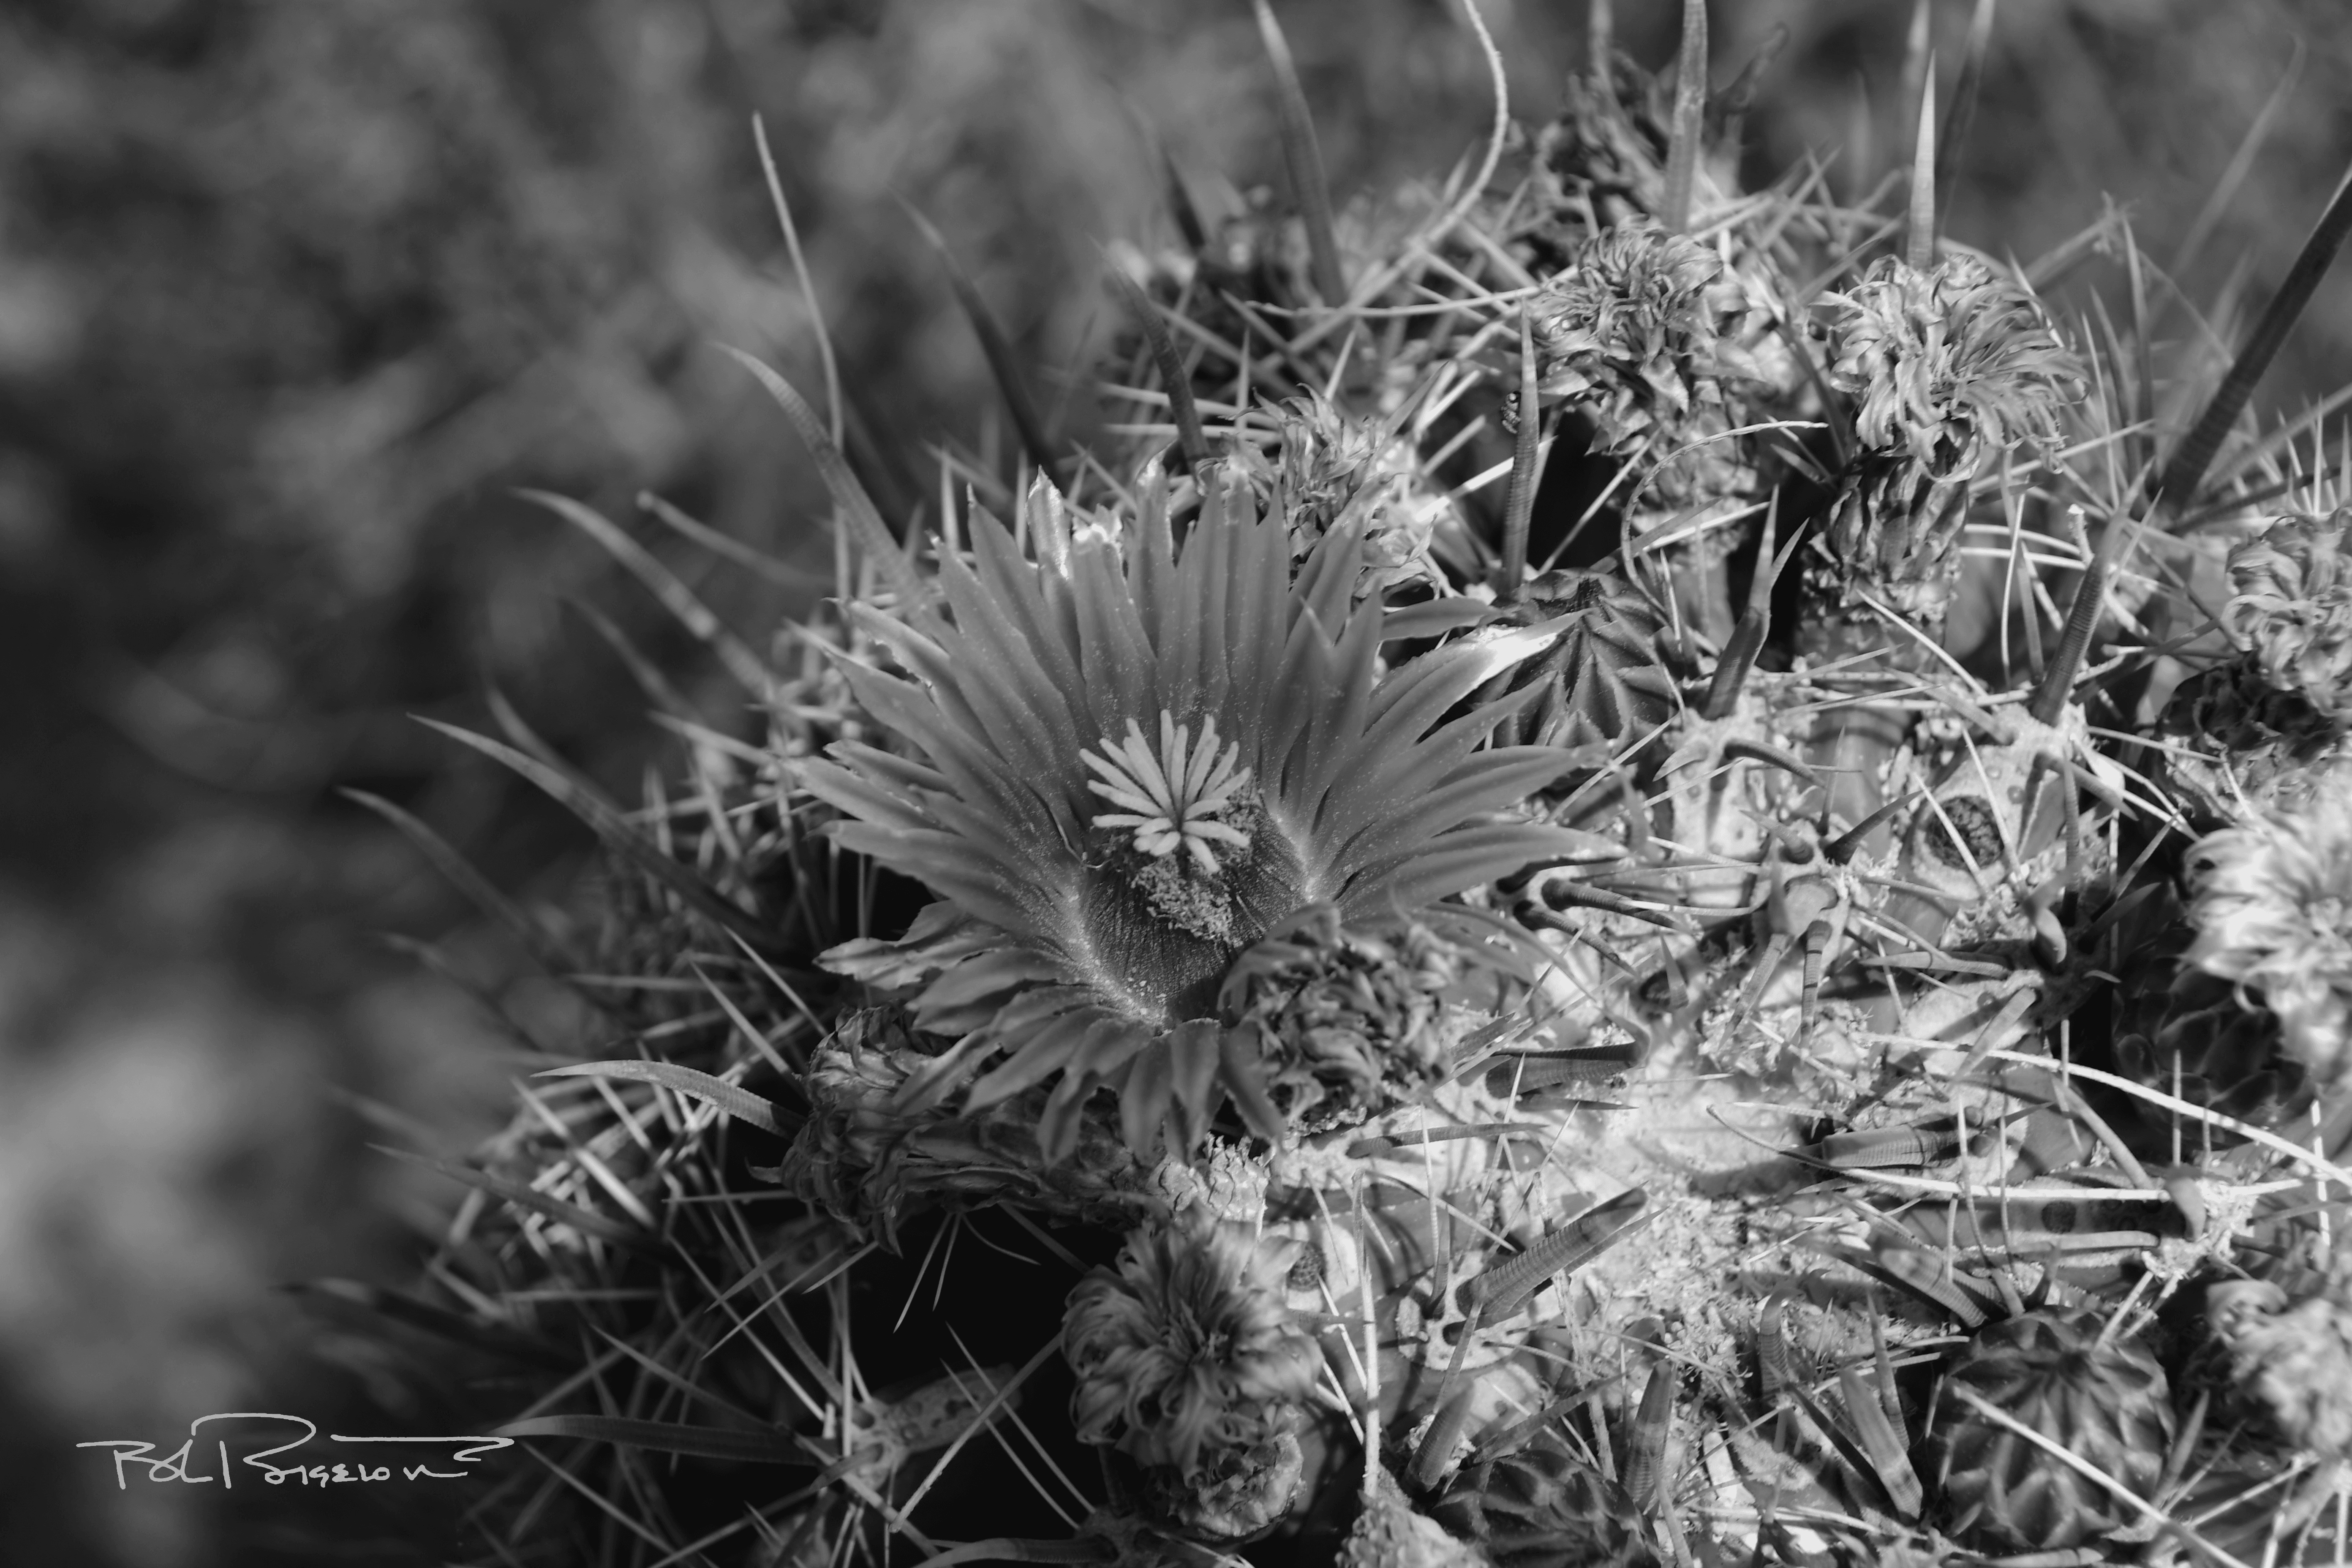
328;5;2352;1566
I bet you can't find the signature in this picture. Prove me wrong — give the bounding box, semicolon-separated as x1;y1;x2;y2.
79;1413;512;1489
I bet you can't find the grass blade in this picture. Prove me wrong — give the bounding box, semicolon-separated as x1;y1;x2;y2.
497;1415;800;1465
535;1061;795;1138
901;201;1060;479
1836;1365;1924;1517
564;597;696;720
287;1279;573;1372
719;345;926;609
342;787;575;974
637;490;820;592
754;114;841;449
1701;493;1792;719
1899;0;1932;166
1933;0;1995;243
1623;1362;1674;1511
2172;41;2303;283
415;718;781;956
1661;0;1708;233
2028;508;2128;725
1906;60;1937;270
372;1144;649;1249
1159;142;1207;253
1495;309;1541;604
521;490;773;696
1716;25;1789;151
1252;0;1347;305
2158;153;2352;525
1103;258;1209;471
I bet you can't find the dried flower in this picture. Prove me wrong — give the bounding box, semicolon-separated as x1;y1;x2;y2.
2156;659;2352;824
1219;904;1464;1122
2221;510;2352;722
1533;59;1673;232
2188;775;2352;1085
1144;1431;1307;1545
1225;392;1449;591
2209;1279;2352;1458
1801;254;2072;639
777;1007;1142;1242
1822;253;2081;480
2162;659;2338;760
1149;1139;1270;1227
1529;217;1765;457
1267;390;1385;537
1342;1467;1486;1568
1063;1220;1321;1482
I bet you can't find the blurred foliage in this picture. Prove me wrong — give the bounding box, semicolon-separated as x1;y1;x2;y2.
0;0;2347;1563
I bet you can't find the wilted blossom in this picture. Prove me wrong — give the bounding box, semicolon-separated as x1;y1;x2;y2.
1265;391;1385;536
776;1007;1141;1241
1063;1220;1321;1482
1225;392;1449;593
2209;1279;2352;1458
1533;60;1672;231
1219;904;1464;1122
1529;217;1767;457
1142;1429;1309;1545
2188;773;2352;1086
2221;510;2352;722
1341;1468;1486;1568
1822;253;2082;479
2157;537;2352;811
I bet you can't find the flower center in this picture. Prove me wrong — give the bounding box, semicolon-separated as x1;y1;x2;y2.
1081;712;1255;876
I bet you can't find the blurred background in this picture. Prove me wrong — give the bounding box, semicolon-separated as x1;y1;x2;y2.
1;0;2346;1561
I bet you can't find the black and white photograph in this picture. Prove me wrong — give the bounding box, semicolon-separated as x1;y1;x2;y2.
9;1;2352;1563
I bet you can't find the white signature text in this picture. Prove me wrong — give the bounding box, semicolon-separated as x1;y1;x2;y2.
79;1413;512;1489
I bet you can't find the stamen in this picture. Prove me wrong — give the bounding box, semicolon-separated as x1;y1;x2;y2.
1079;711;1256;873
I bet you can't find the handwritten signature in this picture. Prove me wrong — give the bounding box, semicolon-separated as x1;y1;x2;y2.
79;1413;512;1489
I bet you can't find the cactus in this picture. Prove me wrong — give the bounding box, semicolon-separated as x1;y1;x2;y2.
1929;1306;2175;1552
330;6;2352;1566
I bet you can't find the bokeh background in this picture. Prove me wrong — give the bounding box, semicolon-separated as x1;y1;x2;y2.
2;0;2347;1561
